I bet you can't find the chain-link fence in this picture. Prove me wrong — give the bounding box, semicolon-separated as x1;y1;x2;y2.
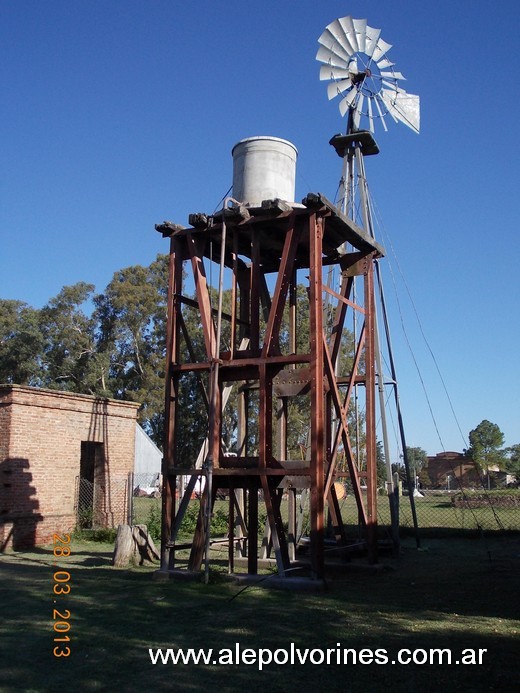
73;472;173;538
93;471;518;542
74;473;132;530
129;472;162;538
275;488;519;544
394;489;519;534
314;478;517;538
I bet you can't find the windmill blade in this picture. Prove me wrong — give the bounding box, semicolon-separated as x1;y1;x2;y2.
318;24;354;61
352;93;365;129
316;45;350;69
374;95;389;131
327;79;353;100
348;56;359;74
381;70;406;81
381;90;420;133
384;106;399;124
379;90;399;123
367;96;375;133
319;65;353;81
338;16;359;53
364;25;381;58
376;57;394;69
339;89;359;117
372;38;392;63
317;30;353;64
325;18;357;55
353;18;367;53
382;80;406;93
318;34;352;63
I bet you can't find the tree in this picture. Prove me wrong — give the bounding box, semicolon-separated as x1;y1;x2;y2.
93;255;169;442
0;252;363;458
505;444;520;479
376;440;387;487
0;299;43;385
466;420;507;487
405;446;429;489
39;282;97;391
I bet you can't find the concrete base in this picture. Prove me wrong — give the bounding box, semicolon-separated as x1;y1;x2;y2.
153;568;202;582
230;573;327;592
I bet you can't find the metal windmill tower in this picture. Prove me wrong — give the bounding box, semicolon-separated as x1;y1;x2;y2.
317;15;421;547
156;16;420;585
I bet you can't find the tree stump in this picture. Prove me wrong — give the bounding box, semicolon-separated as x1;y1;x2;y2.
112;524;159;567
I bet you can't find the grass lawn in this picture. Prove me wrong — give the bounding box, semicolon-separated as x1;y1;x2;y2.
132;491;520;539
1;533;519;692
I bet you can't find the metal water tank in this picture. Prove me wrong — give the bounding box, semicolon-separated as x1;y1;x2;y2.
232;136;298;206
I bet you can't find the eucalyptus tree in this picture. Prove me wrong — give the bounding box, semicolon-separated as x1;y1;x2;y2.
0;299;43;385
38;282;97;391
93;254;169;442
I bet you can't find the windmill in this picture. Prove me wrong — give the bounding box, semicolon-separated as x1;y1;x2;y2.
317;16;420;135
316;16;421;547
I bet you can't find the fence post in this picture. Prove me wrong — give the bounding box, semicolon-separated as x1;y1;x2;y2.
127;472;134;526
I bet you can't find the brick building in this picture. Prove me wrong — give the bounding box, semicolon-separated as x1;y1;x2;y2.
0;385;139;549
426;451;480;489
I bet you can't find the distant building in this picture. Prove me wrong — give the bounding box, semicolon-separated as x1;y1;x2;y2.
0;385;139;549
133;424;162;494
134;424;162;476
426;451;481;489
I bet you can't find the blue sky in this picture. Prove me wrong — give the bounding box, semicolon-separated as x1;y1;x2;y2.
2;0;519;456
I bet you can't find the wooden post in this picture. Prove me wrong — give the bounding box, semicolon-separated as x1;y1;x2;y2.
309;212;325;580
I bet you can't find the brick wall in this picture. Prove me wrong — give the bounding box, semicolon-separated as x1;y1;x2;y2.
427;451;480;489
0;385;139;549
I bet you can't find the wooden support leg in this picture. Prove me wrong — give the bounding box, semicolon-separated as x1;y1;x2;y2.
247;482;258;575
287;487;297;561
261;476;290;575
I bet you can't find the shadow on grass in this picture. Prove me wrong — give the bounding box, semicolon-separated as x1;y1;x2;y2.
1;535;519;692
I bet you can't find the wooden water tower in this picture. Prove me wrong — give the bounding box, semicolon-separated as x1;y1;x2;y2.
156;136;385;581
156;13;423;582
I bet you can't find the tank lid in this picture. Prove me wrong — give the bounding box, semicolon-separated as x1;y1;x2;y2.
232;136;298;157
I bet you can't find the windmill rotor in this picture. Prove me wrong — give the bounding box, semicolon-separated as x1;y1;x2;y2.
317;16;420;134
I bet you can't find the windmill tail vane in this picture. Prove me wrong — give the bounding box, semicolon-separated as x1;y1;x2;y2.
317;16;420;135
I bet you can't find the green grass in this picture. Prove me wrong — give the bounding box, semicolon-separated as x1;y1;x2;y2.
378;493;519;533
133;491;520;543
1;534;519;692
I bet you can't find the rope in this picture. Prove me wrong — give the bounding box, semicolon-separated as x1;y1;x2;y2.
212;186;233;215
367;190;505;533
377;223;468;450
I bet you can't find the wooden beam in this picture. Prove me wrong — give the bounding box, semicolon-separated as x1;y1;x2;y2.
309;212;325;580
185;230;216;359
262;219;301;358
